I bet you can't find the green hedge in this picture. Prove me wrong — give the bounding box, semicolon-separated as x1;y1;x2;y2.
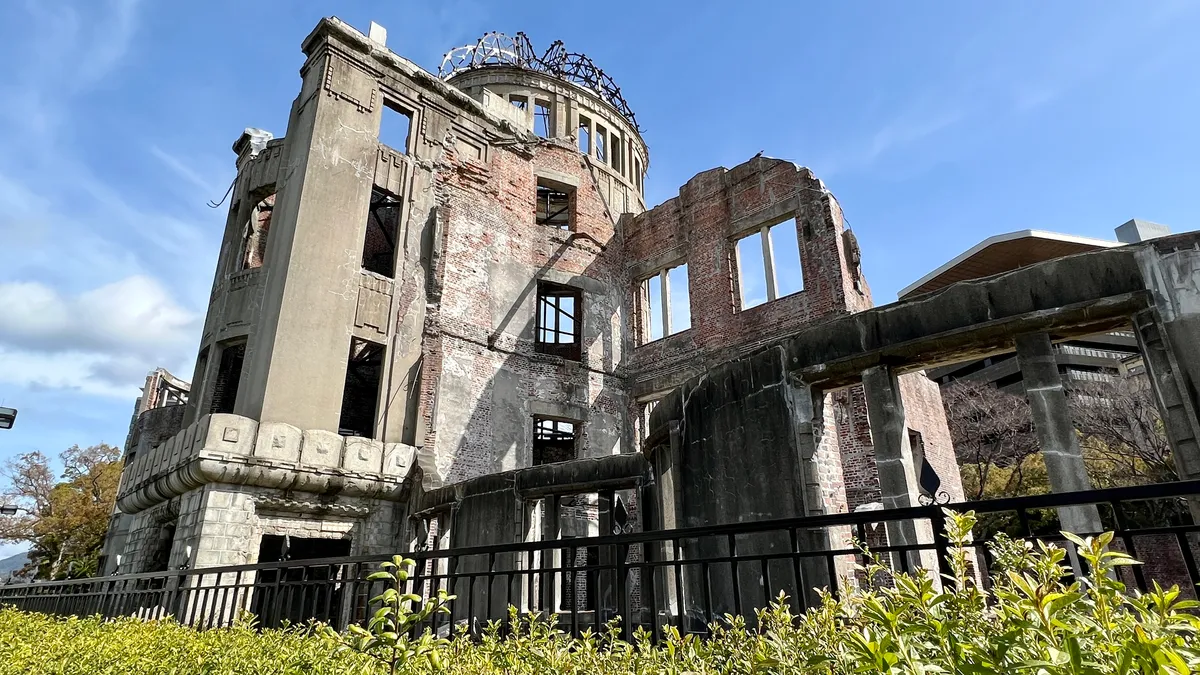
3;512;1200;674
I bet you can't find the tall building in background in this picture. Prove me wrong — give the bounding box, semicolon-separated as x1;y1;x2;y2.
901;221;1171;392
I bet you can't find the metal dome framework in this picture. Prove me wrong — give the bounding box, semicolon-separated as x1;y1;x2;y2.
439;32;640;132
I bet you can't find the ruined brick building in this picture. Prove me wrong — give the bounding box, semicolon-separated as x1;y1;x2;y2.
101;18;963;577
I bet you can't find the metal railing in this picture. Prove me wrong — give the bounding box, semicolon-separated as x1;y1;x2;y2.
3;480;1199;640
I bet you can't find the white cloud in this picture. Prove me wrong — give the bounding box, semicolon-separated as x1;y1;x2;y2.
0;276;197;358
0;276;198;397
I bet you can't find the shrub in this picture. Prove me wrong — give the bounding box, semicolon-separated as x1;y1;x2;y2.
3;510;1200;674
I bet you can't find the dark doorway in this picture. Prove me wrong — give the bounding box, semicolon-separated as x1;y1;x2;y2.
252;535;352;628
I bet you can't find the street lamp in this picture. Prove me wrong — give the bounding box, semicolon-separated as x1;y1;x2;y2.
0;505;30;516
0;407;15;429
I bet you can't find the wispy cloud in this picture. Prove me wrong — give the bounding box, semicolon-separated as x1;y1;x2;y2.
150;145;223;196
0;0;207;401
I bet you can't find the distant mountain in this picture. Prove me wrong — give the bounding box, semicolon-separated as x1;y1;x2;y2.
0;552;31;579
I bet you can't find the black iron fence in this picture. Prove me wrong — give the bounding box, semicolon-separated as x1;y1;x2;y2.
3;480;1200;640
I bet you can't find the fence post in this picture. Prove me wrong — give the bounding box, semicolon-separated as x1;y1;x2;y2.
930;508;955;590
615;542;630;640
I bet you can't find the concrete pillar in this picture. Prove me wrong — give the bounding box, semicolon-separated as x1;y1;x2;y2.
861;365;926;569
646;421;686;617
1133;310;1200;481
785;377;826;517
541;495;562;613
1014;333;1103;536
240;29;384;431
783;376;833;606
861;366;922;512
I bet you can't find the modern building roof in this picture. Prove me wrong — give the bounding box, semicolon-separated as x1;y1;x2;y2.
897;230;1121;299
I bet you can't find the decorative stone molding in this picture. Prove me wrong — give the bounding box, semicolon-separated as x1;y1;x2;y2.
323;52;377;114
251;496;371;517
116;413;419;514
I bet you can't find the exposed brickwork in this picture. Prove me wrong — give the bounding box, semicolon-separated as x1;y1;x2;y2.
622;156;962;522
419;138;631;484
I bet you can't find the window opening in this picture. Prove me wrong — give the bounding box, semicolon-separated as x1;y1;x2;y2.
639;399;660;442
578;116;591;154
209;342;245;414
533;418;577;465
772;220;804;297
338;338;385;438
362;187;402;277
237;194;275;271
536;282;582;360
193;347;209;405
380;101;413;154
736;219;804;310
595;124;607;163
611;132;623;175
736;232;767;309
634;158;643;193
641;263;690;343
534;100;552;138
646;274;664;341
509;94;528;110
535;179;572;229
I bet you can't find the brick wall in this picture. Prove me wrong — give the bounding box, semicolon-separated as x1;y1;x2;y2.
622;155;959;519
419;138;631;485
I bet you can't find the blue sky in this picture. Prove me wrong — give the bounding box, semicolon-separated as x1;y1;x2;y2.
1;1;1198;557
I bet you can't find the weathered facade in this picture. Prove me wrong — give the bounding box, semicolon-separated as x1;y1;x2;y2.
102;18;962;579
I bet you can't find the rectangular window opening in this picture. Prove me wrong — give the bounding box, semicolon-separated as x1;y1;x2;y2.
380;101;413;154
645;274;664;342
639;399;660;442
595;125;607;162
634;158;643;193
736;232;768;309
536;282;582;361
208;341;245;414
640;263;690;344
535;179;573;230
578;116;591;154
771;220;804;297
237;194;275;271
611;132;623;174
533;418;577;465
736;219;804;310
510;94;528;111
338;338;385;438
667;264;691;332
363;187;401;278
534;100;552;138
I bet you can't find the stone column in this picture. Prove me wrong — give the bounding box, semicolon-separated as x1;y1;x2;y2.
1014;333;1103;536
861;365;926;568
1131;235;1200;486
653;421;685;617
784;376;832;606
541;495;562;613
1133;310;1200;481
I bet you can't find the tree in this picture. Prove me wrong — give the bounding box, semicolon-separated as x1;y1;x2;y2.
0;444;122;579
941;380;1043;502
1067;376;1175;488
944;375;1179;537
